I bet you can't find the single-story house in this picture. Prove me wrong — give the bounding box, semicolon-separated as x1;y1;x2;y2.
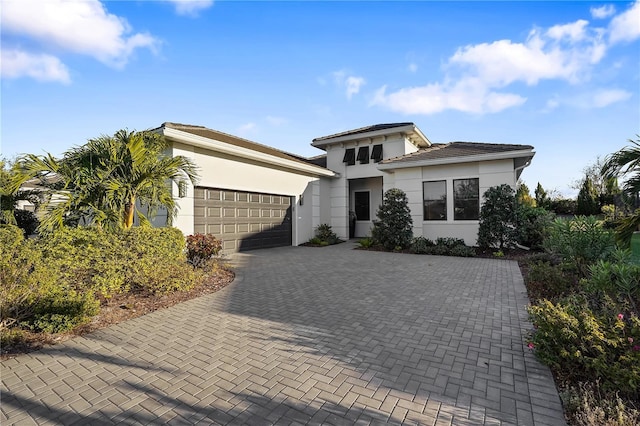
157;122;534;253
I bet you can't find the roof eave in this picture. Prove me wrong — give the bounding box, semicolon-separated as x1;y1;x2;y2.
161;127;336;177
377;149;535;171
311;124;430;149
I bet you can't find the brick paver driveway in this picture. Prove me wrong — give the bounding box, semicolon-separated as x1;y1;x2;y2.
1;242;565;425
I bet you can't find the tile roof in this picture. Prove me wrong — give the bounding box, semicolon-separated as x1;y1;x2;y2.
159;122;322;167
380;142;534;165
312;123;414;142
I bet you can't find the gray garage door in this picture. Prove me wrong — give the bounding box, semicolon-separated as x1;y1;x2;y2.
194;187;292;253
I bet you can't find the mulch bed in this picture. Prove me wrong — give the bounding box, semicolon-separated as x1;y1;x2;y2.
0;269;235;359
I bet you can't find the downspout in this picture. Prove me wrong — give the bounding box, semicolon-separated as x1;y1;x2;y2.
514;157;533;183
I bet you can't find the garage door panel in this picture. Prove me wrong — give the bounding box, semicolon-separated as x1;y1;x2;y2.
194;187;292;253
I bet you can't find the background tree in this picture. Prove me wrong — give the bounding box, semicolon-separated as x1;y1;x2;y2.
602;136;640;244
13;130;199;233
478;184;519;249
516;181;536;207
371;188;413;250
534;182;551;210
1;159;42;234
576;176;600;216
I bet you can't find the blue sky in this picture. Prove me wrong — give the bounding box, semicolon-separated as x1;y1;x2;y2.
2;0;639;196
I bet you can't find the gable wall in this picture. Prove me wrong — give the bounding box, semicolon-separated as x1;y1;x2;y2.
170;141;323;245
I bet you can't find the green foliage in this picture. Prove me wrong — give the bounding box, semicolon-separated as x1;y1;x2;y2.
518;205;555;250
516;182;536;207
478;184;519;249
13;129;199;233
308;224;340;246
410;236;475;257
13;209;39;236
357;237;374;248
186;233;222;267
0;225;98;333
371;189;413;250
584;250;640;312
410;236;435;254
535;182;551;210
544;216;616;277
577;177;601;216
550;198;577;215
528;296;640;399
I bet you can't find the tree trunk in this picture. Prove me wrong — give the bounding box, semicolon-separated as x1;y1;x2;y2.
124;196;135;229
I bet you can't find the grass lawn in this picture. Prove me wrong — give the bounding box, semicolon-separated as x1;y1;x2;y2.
631;232;640;260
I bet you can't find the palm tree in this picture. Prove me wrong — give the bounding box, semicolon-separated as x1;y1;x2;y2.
1;159;42;225
602;136;640;245
12;129;199;233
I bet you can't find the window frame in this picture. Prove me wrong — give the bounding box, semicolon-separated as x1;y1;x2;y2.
422;180;447;221
353;191;371;221
453;178;480;221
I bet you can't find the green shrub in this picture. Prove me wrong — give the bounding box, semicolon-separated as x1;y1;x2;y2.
518;206;555;250
357;237;374;248
371;188;413;250
435;237;466;248
449;245;476;257
186;233;223;267
0;225;98;334
309;224;341;245
584;250;640;312
410;236;435;254
528;296;640;399
478;184;519;249
544;216;616;277
36;227;127;299
130;260;202;295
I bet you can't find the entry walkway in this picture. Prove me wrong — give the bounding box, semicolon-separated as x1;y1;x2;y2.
1;242;565;425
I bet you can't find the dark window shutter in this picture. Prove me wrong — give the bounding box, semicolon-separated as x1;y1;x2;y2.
343;148;355;165
356;146;369;164
371;144;383;162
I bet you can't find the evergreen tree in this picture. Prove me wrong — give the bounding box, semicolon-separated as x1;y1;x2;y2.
371;188;413;250
576;177;600;216
516;182;535;207
534;182;550;209
478;184;519;249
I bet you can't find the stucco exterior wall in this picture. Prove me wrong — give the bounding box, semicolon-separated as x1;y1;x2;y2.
388;159;516;246
170;141;322;245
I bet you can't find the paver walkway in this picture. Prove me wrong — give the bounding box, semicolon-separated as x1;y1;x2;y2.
1;242;566;425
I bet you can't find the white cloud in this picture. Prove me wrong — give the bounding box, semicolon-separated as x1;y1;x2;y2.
592;88;632;107
408;63;418;73
591;4;616;19
167;0;214;17
345;76;366;99
547;20;589;42
1;49;70;84
266;116;288;126
371;9;633;116
371;81;525;115
332;70;366;99
609;0;640;43
2;0;159;70
237;122;256;135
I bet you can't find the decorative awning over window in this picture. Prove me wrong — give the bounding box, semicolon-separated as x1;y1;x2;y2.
357;146;369;164
343;148;355;165
371;144;383;162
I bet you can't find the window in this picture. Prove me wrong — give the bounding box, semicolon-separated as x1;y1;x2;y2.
354;191;370;221
453;178;479;220
343;148;355;165
423;181;447;220
356;146;369;164
371;144;383;162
